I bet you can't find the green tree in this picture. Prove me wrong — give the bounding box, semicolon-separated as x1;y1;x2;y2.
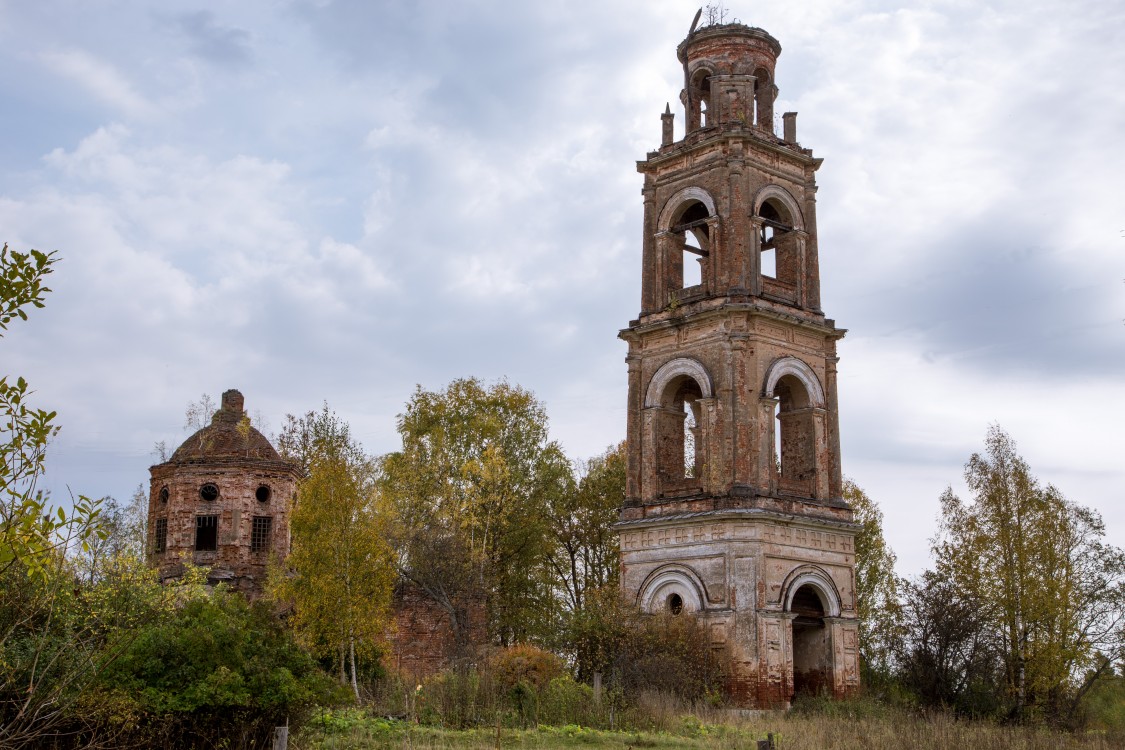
381;378;570;649
95;581;337;748
1;243;95;576
0;550;202;748
897;568;1004;717
547;442;624;615
1;244;103;577
932;425;1125;724
271;405;395;702
182;392;217;433
845;479;903;683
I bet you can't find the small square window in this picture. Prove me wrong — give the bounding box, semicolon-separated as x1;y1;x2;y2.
195;515;218;551
153;517;168;554
251;516;272;554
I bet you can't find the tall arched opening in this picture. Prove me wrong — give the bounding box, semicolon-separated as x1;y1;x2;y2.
789;583;831;697
645;358;713;495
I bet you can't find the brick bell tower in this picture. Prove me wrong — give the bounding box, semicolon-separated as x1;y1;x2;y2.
617;15;860;708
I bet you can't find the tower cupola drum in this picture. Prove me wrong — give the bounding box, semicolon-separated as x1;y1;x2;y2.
147;389;299;597
617;14;860;708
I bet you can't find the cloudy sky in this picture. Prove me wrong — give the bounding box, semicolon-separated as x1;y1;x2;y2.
2;0;1122;575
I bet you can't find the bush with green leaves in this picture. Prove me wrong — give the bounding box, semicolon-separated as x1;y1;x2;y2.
0;552;180;749
94;585;343;747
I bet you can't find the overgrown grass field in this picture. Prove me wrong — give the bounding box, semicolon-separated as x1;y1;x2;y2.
296;706;1123;750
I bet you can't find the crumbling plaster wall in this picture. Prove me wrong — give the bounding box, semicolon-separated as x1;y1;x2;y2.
619;515;859;707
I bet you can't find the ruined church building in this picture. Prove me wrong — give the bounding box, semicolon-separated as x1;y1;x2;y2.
144;12;859;710
616;17;860;708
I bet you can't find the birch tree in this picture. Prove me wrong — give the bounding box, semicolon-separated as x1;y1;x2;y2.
932;425;1125;723
270;406;394;701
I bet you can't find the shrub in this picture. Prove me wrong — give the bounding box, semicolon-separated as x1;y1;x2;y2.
567;589;722;704
416;668;497;728
616;612;722;702
490;643;564;692
538;675;597;727
95;587;342;747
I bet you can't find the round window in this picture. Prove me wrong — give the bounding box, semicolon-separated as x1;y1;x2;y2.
255;485;271;503
199;483;219;502
159;486;169;504
667;593;684;615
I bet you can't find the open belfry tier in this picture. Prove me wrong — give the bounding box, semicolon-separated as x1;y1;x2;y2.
617;18;860;708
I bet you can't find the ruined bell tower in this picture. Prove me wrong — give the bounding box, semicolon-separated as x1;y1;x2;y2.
617;15;860;708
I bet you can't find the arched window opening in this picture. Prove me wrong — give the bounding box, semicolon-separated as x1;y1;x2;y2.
758;197;799;300
672;201;710;293
773;401;782;477
690;70;712;130
668;592;684;615
790;583;831;697
683;394;700;478
657;376;704;491
753;68;773;131
759;200;788;279
773;374;816;496
683;231;703;287
761;224;778;278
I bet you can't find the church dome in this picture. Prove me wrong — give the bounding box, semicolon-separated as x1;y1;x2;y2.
168;389;282;463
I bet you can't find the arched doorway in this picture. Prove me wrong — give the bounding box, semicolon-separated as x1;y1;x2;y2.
789;584;831;697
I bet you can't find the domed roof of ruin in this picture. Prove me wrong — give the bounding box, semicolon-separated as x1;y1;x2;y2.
168;389;282;463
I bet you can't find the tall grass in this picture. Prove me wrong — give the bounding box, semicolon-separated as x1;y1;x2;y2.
299;709;1122;749
299;683;1124;749
312;639;1123;750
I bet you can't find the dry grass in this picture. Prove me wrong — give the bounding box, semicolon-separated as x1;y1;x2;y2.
295;706;1123;750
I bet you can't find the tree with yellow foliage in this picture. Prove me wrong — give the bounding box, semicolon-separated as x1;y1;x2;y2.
844;479;903;684
931;425;1125;724
270;406;394;702
380;378;571;650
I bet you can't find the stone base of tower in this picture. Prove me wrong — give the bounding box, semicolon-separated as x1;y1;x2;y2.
617;505;861;709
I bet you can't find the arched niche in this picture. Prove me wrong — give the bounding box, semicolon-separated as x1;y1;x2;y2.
781;564;842;698
637;563;708;614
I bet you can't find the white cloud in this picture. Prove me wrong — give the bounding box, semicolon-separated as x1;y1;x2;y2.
1;0;1122;578
41;49;156;119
